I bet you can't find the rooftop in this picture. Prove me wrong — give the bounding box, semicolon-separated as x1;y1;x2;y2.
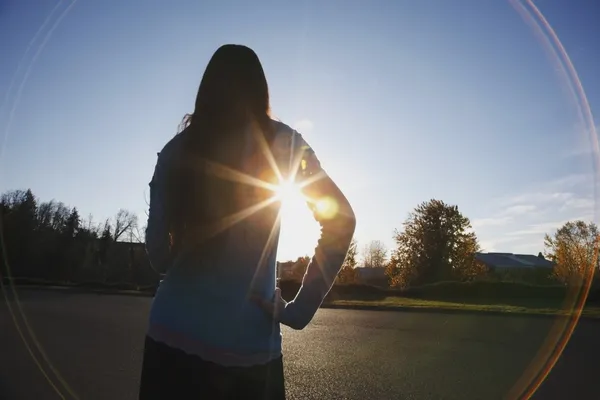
475;252;554;269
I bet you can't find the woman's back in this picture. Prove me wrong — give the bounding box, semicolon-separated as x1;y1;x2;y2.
146;119;308;366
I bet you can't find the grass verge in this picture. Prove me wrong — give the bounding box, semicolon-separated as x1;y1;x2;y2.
9;280;600;319
329;296;600;318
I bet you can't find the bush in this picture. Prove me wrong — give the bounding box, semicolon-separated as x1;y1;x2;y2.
278;280;388;302
277;279;580;304
586;277;600;304
488;268;556;285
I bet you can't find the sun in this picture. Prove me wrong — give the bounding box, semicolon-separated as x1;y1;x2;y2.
274;179;305;205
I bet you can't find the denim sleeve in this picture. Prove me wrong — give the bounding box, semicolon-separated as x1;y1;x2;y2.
145;152;172;274
278;131;356;330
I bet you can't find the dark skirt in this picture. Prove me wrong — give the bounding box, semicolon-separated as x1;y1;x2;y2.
138;336;286;400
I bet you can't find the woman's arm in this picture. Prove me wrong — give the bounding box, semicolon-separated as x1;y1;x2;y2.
145;152;173;274
275;132;356;329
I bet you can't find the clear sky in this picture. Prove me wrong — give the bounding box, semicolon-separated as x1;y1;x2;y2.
1;0;599;263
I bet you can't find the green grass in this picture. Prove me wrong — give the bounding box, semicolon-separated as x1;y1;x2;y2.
329;296;600;318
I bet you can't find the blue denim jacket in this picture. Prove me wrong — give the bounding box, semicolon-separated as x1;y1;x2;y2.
145;119;355;366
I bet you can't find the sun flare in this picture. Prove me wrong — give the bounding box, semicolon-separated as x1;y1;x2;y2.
274;179;305;205
202;131;327;262
274;178;321;261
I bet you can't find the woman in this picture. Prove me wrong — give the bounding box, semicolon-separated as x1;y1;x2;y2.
139;44;356;399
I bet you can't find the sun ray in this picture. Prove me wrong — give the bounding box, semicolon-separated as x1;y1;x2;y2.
214;196;279;233
251;124;284;183
288;143;308;184
205;160;279;192
247;211;283;299
184;196;280;247
297;169;327;190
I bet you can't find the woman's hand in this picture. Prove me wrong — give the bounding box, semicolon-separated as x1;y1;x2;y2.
251;287;288;321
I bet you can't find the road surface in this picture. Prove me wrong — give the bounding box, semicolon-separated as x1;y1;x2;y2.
0;289;598;399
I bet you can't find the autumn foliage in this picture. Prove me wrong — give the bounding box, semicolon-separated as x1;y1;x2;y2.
544;220;600;285
386;199;485;288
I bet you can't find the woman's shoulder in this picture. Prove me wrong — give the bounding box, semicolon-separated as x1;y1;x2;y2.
271;118;293;133
270;119;309;149
156;131;189;164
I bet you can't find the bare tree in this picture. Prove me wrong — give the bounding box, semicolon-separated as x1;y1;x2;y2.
362;240;388;268
37;200;56;227
81;213;100;235
130;223;147;244
112;209;138;242
50;202;70;231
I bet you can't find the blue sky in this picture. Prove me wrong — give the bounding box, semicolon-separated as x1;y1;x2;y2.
1;0;599;262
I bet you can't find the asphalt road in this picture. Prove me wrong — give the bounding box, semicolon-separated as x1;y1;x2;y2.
0;289;598;400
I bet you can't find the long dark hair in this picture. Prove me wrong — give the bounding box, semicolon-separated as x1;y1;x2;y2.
165;44;278;260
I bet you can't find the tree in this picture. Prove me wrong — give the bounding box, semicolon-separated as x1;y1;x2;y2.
51;202;70;232
130;223;147;244
98;220;112;265
64;208;80;239
112;209;137;242
37;200;56;228
337;238;359;284
52;207;81;280
1;189;37;277
290;256;311;281
362;240;388;268
386;199;481;288
544;220;599;285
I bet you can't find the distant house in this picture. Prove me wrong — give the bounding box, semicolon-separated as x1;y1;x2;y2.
475;252;555;283
475;252;554;270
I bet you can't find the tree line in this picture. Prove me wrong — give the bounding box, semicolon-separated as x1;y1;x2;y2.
337;199;599;288
1;189;598;289
0;189;151;285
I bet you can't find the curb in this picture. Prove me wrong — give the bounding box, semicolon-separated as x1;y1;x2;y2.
8;285;154;298
8;284;600;321
322;303;600;321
